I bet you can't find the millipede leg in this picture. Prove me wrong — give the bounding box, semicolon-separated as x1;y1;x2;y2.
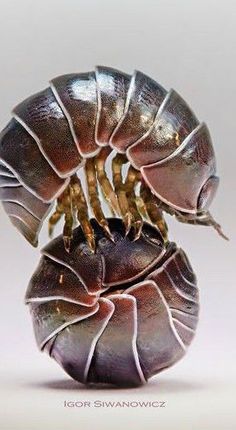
85;158;113;242
62;185;74;253
70;175;96;252
135;195;148;219
112;153;132;234
140;182;168;242
48;194;65;238
124;166;143;240
95;147;120;216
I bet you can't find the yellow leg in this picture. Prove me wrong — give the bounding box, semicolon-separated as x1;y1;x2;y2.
85;158;113;241
48;187;75;249
112;153;132;234
140;182;168;242
135;195;148;219
62;185;74;253
95;147;120;216
48;194;65;238
70;175;96;252
124;166;143;240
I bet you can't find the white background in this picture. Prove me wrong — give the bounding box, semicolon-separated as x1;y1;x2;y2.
0;1;235;429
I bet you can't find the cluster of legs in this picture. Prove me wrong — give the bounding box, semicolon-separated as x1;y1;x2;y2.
48;148;227;252
48;148;168;252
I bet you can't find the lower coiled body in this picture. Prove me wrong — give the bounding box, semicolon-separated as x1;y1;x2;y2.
26;219;199;387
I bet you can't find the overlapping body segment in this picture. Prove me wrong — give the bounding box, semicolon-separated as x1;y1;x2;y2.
110;70;167;152
95;66;131;146
127;89;199;168
50;72;100;157
0;118;68;201
12;87;82;177
142;122;218;213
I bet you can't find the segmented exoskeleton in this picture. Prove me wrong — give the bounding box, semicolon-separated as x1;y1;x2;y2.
0;66;226;251
26;219;199;387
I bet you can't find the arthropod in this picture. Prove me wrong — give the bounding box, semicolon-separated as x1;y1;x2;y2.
26;219;199;387
0;66;227;252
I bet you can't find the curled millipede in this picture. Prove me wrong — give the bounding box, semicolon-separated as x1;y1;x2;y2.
0;66;227;252
26;219;199;387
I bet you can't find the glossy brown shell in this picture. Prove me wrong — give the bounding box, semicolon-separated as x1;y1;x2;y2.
0;66;218;246
26;219;199;387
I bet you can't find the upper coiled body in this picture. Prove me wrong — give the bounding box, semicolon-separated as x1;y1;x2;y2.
0;66;221;248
